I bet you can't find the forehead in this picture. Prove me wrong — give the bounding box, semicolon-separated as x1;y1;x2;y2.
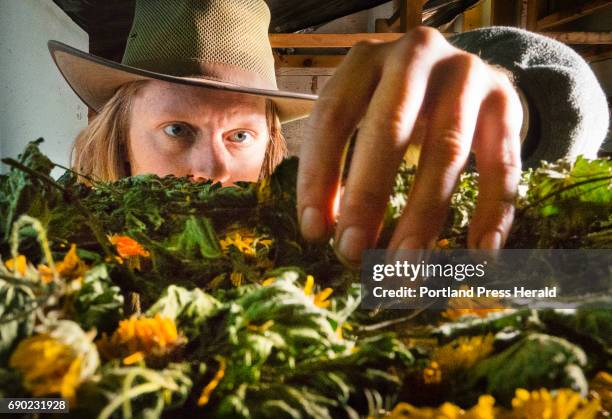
135;80;267;116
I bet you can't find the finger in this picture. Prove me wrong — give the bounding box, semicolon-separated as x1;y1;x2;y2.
388;53;489;251
334;28;451;265
297;41;387;242
468;80;523;249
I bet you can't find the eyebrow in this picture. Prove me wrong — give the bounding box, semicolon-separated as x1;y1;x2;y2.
149;102;265;124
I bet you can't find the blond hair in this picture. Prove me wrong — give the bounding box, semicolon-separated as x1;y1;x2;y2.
71;81;287;184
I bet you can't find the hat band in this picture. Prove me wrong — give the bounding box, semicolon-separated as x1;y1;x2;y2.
124;58;278;91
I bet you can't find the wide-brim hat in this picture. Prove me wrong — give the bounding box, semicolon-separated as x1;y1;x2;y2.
49;0;317;124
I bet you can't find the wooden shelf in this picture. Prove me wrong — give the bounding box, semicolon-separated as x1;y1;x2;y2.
269;31;612;50
269;32;456;48
537;0;612;30
275;54;345;68
543;31;612;44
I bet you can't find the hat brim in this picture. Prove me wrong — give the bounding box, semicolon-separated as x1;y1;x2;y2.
48;40;317;124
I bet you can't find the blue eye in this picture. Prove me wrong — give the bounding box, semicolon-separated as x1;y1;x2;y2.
230;131;253;143
163;123;191;138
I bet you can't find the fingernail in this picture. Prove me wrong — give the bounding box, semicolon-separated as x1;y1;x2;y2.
300;207;327;241
391;237;426;266
397;236;422;250
479;231;502;250
336;226;368;264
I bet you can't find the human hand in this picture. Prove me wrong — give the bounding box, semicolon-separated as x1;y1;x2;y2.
297;27;523;266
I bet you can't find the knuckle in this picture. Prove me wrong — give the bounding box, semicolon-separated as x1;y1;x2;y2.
487;87;512;109
406;26;444;47
360;115;410;151
501;160;523;180
307;98;347;130
349;40;378;57
428;128;470;168
395;27;444;57
340;187;386;220
440;52;484;77
297;167;334;204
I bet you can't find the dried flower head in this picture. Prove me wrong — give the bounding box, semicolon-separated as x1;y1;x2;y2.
10;334;83;402
97;314;183;365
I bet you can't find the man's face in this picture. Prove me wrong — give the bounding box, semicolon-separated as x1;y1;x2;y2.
128;80;269;184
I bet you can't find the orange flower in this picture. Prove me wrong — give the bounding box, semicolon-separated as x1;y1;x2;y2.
109;235;150;258
97;314;182;365
108;234;150;270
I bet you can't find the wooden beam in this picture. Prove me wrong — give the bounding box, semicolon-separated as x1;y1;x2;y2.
400;0;423;32
576;45;612;62
275;55;346;68
270;31;611;51
463;0;488;32
491;0;520;26
537;0;612;31
276;67;336;76
523;0;539;31
269;33;454;48
375;8;401;33
541;31;612;44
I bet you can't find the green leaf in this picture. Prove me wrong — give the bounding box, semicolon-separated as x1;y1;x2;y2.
72;264;124;333
467;333;588;403
171;216;223;259
0;139;58;242
0;282;36;366
147;285;221;339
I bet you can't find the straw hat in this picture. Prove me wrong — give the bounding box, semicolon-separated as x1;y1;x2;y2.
48;0;317;123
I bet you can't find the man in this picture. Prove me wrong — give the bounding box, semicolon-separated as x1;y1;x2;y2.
49;0;609;265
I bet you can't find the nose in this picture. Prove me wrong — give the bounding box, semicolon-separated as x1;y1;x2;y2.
189;133;231;184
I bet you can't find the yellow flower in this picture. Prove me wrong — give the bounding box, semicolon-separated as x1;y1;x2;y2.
198;356;226;407
97;314;182;365
589;371;612;413
423;361;442;385
247;320;274;333
443;286;508;320
432;334;495;374
55;244;88;278
388;395;495;418
5;255;27;276
230;272;244;287
10;334;83;402
512;388;601;419
257;177;272;203
38;244;89;283
219;228;272;257
122;351;145;365
303;275;333;309
261;277;276;286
